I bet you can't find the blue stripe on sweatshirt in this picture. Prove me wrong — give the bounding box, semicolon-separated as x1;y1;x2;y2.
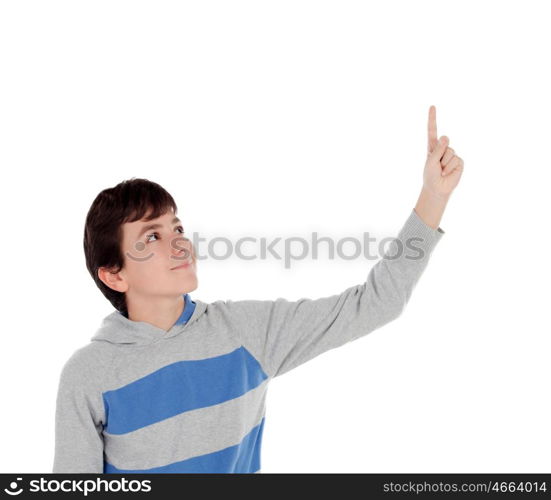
104;416;265;473
102;346;268;435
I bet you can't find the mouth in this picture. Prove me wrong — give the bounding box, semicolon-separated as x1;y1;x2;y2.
171;258;194;270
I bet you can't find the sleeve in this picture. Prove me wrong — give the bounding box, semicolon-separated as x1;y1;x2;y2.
219;208;445;379
52;348;106;473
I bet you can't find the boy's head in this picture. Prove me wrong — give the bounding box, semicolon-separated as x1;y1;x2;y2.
84;177;197;317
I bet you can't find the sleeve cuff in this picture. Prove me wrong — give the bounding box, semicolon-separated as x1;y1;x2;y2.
394;208;445;259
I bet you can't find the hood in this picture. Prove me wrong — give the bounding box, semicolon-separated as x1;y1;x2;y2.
91;294;208;347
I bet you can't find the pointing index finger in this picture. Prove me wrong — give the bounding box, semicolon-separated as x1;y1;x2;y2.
428;105;438;154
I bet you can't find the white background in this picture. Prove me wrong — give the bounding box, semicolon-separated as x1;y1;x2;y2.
0;0;549;473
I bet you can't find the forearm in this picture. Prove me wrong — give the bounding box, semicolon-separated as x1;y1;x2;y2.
414;187;449;230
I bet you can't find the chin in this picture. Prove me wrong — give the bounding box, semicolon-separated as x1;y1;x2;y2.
177;278;199;294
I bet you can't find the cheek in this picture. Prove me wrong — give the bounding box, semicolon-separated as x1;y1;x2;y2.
127;255;164;279
125;240;154;264
145;255;168;274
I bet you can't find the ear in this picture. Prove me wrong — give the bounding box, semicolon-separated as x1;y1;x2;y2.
98;266;129;293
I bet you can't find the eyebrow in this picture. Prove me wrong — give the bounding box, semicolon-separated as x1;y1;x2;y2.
137;217;182;240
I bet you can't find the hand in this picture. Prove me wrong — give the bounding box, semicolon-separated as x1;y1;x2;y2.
423;105;464;199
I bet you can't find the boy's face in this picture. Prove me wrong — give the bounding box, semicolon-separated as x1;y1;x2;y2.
114;209;198;297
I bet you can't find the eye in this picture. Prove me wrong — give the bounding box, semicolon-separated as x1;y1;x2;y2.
145;226;185;243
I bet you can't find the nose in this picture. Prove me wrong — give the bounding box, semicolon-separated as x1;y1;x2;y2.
171;236;193;261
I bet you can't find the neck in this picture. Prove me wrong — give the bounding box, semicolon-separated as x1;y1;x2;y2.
126;293;186;332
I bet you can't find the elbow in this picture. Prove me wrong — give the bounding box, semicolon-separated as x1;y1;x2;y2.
380;291;408;325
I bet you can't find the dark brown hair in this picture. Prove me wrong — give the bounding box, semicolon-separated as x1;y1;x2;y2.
83;177;178;317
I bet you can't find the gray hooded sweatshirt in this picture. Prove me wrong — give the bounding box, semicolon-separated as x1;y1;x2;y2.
52;208;444;473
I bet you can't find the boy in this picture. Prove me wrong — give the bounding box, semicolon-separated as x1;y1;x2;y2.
53;106;463;473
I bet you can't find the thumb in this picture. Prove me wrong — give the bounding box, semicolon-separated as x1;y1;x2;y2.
430;135;449;162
